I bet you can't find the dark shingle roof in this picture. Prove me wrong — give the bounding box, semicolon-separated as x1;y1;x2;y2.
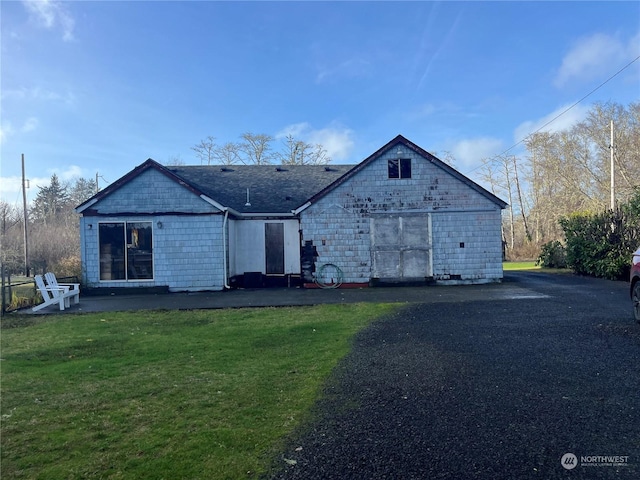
76;135;506;216
168;164;356;214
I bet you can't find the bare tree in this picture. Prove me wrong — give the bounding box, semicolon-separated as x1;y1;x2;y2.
429;150;457;167
0;201;24;274
239;133;274;165
511;156;531;242
524;101;640;239
214;142;242;165
501;157;516;249
165;154;185;166
278;135;331;165
478;162;508;249
191;136;217;165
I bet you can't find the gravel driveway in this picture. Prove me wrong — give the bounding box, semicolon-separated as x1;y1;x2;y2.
270;272;640;479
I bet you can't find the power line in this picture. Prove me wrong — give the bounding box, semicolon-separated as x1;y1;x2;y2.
465;54;640;175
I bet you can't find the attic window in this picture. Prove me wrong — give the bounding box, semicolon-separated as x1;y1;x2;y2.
388;158;411;179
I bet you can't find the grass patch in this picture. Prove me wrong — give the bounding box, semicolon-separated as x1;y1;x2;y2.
1;304;395;479
503;261;540;270
503;261;571;274
2;281;38;311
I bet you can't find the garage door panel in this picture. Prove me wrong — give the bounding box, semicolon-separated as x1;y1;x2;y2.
373;218;400;246
402;217;429;246
373;251;400;278
403;249;430;278
371;215;432;279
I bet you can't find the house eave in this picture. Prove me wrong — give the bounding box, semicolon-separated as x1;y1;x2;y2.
76;198;98;214
199;195;242;217
293;202;312;215
235;212;297;219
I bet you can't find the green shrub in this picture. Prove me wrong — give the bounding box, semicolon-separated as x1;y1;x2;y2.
536;240;567;268
559;190;640;280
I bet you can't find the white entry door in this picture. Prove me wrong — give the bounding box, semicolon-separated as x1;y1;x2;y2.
371;215;432;280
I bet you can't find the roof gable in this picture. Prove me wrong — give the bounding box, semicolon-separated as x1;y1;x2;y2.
76;159;216;213
300;135;507;210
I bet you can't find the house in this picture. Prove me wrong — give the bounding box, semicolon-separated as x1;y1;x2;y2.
76;135;507;291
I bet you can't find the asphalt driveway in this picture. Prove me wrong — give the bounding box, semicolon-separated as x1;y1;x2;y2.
270;272;639;479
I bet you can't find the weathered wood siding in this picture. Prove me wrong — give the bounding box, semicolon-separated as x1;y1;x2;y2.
79;168;226;291
299;145;503;284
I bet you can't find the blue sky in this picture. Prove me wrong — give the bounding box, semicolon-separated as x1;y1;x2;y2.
1;1;639;203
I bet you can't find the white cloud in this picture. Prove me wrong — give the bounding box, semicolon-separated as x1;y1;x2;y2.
513;103;590;142
2;86;76;104
276;122;355;162
554;31;640;87
449;137;504;170
58;165;85;181
0;175;51;204
0;165;89;203
0;117;39;144
276;122;310;139
22;0;75;41
21;117;38;133
0;176;23;201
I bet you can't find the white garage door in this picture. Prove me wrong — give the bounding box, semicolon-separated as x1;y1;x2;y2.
371;215;432;280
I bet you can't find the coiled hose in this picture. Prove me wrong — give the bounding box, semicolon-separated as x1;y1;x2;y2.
314;263;344;289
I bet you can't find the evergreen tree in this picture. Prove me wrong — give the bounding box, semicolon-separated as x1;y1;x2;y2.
68;177;97;207
30;174;69;225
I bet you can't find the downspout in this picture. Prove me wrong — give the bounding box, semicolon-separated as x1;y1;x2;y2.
222;209;230;289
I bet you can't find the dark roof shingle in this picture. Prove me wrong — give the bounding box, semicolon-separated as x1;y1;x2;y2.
168;164;355;214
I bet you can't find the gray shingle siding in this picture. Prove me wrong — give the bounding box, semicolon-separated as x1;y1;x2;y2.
89;169;219;214
79;170;225;291
77;136;506;290
299;145;503;284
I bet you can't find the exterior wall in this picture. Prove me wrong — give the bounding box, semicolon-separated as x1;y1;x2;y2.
154;215;225;291
431;211;503;283
80;168;225;291
229;219;301;276
80;215;225;291
89;168;217;214
299;145;503;284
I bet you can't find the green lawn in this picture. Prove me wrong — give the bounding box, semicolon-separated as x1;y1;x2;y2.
503;261;571;274
1;304;395;479
503;261;540;270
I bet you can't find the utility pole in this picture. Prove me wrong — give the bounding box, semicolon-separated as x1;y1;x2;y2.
95;172;107;194
610;120;615;210
21;154;30;276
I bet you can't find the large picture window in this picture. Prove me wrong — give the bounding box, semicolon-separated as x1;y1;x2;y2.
99;222;153;280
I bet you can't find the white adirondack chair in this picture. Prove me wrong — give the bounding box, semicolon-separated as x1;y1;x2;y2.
32;275;68;312
44;272;80;306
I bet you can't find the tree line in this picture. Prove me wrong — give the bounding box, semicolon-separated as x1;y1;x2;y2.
479;101;639;258
189;132;331;166
1;175;97;277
